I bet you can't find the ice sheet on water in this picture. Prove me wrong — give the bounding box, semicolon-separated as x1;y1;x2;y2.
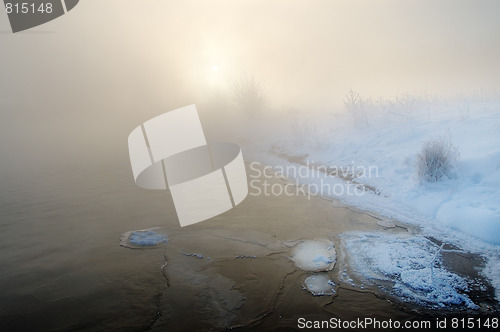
130;230;167;246
291;239;336;271
179;250;205;259
377;219;396;228
340;232;478;309
303;274;336;296
120;228;167;249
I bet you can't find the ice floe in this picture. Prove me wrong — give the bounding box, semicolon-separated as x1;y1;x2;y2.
340;232;479;309
120;228;168;249
179;251;205;259
291;239;336;271
303;274;336;296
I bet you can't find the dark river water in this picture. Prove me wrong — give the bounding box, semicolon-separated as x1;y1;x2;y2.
0;160;497;331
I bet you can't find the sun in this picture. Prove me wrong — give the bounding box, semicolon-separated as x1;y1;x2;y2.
206;63;224;86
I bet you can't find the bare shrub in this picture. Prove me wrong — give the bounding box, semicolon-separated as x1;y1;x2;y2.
290;117;320;143
230;74;266;112
416;136;459;182
344;89;372;127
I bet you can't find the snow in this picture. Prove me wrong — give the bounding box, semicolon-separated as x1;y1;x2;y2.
484;258;500;303
290;239;336;271
340;232;478;309
249;98;500;245
244;95;500;301
303;274;335;296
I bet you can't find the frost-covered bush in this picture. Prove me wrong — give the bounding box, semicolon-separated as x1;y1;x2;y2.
344;88;372;127
230;74;266;112
416;136;459;182
290;117;320;143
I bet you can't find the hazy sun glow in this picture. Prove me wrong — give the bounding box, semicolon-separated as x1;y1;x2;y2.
212;65;219;72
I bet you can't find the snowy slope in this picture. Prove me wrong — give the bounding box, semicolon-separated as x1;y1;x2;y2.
241;95;500;300
247;97;500;245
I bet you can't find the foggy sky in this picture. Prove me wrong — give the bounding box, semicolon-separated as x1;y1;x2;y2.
1;0;499;176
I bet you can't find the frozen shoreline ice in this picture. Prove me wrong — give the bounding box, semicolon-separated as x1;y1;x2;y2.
340;231;480;309
244;97;500;301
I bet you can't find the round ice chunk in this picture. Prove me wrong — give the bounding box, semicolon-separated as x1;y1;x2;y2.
120;229;168;249
303;275;335;296
130;230;167;246
291;239;336;271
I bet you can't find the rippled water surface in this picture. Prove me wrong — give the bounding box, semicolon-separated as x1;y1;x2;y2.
0;162;496;331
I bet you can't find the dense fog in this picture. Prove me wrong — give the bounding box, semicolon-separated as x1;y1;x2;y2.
1;0;499;176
